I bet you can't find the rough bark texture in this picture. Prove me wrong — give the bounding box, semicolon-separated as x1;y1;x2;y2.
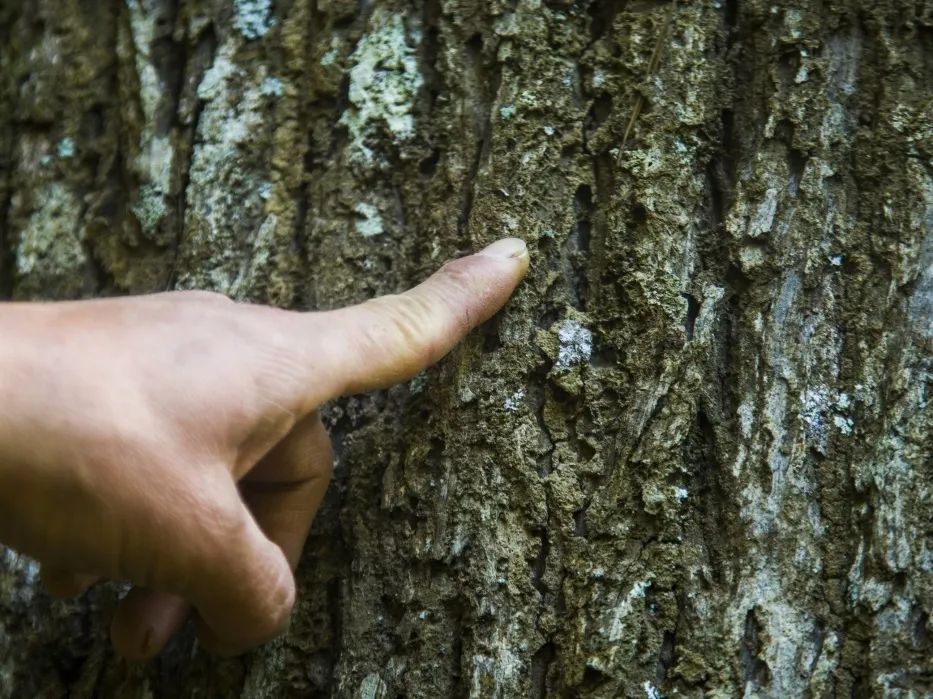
1;0;931;697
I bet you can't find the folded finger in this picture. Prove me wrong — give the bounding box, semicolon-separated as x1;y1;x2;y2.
111;588;190;661
240;411;333;569
41;565;99;599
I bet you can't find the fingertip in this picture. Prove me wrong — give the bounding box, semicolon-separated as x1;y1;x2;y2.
111;588;191;661
476;237;529;260
473;238;531;285
294;237;532;402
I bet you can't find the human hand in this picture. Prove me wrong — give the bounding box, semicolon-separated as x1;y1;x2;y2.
0;238;528;660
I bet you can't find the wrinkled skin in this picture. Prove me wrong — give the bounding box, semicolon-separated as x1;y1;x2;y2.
0;238;529;660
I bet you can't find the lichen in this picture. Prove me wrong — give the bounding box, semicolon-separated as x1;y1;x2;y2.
353;202;384;237
234;0;274;40
555;320;592;369
339;10;423;165
56;137;75;159
503;389;525;412
260;76;284;97
15;183;87;299
2;1;930;697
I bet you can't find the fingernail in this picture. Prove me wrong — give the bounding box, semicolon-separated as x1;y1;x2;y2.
477;237;528;259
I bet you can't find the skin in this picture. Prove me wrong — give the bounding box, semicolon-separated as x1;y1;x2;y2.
0;237;529;660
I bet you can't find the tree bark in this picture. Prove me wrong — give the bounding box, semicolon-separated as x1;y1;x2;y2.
1;0;930;696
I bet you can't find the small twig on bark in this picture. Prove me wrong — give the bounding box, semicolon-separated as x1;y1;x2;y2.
615;0;678;166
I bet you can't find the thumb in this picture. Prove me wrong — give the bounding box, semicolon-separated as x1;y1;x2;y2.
312;237;529;399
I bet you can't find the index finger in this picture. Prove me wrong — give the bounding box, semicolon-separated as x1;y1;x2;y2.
310;237;529;401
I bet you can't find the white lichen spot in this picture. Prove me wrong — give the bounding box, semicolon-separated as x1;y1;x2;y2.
321;47;338;66
469;641;521;697
556;320;592;368
124;3;177;235
234;0;274;40
607;580;651;641
260;76;283;97
643;681;662;699
132;183;168;234
784;8;804;39
543;125;555;136
820;102;848;148
353;202;384;237
126;1;165;121
357;672;387;699
221;118;249;145
197;55;237;101
458;383;476;404
258;181;273;200
450;527;469;557
694;283;725;342
833;414;853;435
753;311;765;333
738;402;755;437
17;183;86;281
503;389;525;412
830;254;843;266
748;187;779;237
593;70;606;87
801;385;856;450
673;487;689;502
800;385;831;452
499;104;516;120
417;610;429;620
57;137;75;159
341;11;423;164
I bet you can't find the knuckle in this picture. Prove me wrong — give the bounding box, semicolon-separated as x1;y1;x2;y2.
190;485;246;550
435;260;483;331
252;565;296;641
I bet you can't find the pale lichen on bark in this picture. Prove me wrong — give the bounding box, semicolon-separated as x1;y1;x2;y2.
0;0;930;697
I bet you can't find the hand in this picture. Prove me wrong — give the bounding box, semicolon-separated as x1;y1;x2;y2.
0;238;529;659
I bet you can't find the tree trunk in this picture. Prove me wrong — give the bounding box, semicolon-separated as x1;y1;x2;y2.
1;0;930;696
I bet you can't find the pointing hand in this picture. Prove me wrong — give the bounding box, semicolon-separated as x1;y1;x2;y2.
0;238;529;659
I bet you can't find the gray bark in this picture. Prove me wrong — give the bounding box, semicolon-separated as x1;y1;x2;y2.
1;0;931;696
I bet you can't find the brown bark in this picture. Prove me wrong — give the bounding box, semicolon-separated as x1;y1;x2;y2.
1;0;930;696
